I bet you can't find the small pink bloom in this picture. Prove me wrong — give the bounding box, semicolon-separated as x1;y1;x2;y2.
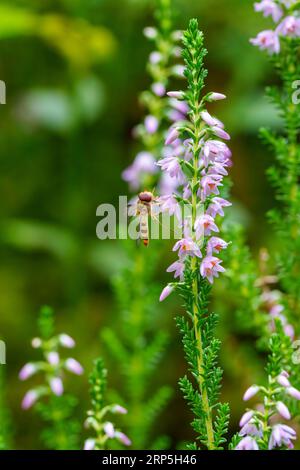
159;285;174;302
201;174;223;198
239;410;254;428
65;358;84;375
277;374;290;388
211;126;230;141
47;352;60;366
50;377;64;396
276;401;291;420
235;436;259;450
243;385;260;401
276;16;300;37
167;91;184;100
200;111;219;127
19;363;37;381
287;386;300;400
269;424;296;450
254;1;283;23
173;238;202;259
194;214;219;239
112;405;128;414
59;334;75;348
207;237;228;255
115;431;132;446
200;256;225;284
104;421;115;438
22;390;38;410
167;260;185;280
207;92;226;101
152;82;166;97
145;115;159;134
149;51;162;64
250;30;280;54
165;127;179;145
84;438;96;450
207;197;232;217
31;337;42;348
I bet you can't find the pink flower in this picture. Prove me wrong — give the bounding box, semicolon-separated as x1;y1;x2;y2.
157;156;183;180
84;438;96;450
254;1;283;23
19;363;37;381
239;410;254;428
277;373;290;388
239;419;263;438
122;152;157;190
149;51;161;63
50;377;64;396
207;237;228;254
287;386;300;400
167;91;184;100
152;82;166;97
22;390;38;410
159;194;181;220
276;16;300;37
103;422;115;438
243;385;260;401
112;404;128;414
211;126;230;141
65;358;84;375
235;436;259;450
276;401;291;420
165;127;179;145
115;431;132;446
47;352;60;366
207;92;226;102
59;334;75;348
159;285;174;302
201;111;219;127
31;337;42;348
144;115;159;134
194;214;219;239
268;424;296;450
250;30;280;54
173;238;202;258
200;256;225;283
166;260;185;280
207;197;232;217
201;174;223;198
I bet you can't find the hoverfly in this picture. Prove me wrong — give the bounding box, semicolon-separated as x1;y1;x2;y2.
128;191;160;247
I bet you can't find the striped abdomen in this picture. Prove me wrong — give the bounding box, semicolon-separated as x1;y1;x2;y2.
140;212;149;246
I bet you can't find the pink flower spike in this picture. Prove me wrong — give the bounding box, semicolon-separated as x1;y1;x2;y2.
239;410;254;428
59;334;75;348
50;377;64;396
165;127;179;145
159;285;174;302
22;390;38;410
276;401;291;420
104;422;115;438
19;363;37;381
84;439;96;450
115;431;132;447
167;91;184;100
65;358;84;375
287;387;300;400
243;385;260;401
112;405;128;414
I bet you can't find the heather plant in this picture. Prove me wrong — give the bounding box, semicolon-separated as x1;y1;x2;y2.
84;358;131;450
159;19;231;450
19;306;83;450
231;325;300;450
101;0;180;449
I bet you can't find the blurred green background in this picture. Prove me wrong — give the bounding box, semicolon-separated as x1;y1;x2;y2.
0;0;281;449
